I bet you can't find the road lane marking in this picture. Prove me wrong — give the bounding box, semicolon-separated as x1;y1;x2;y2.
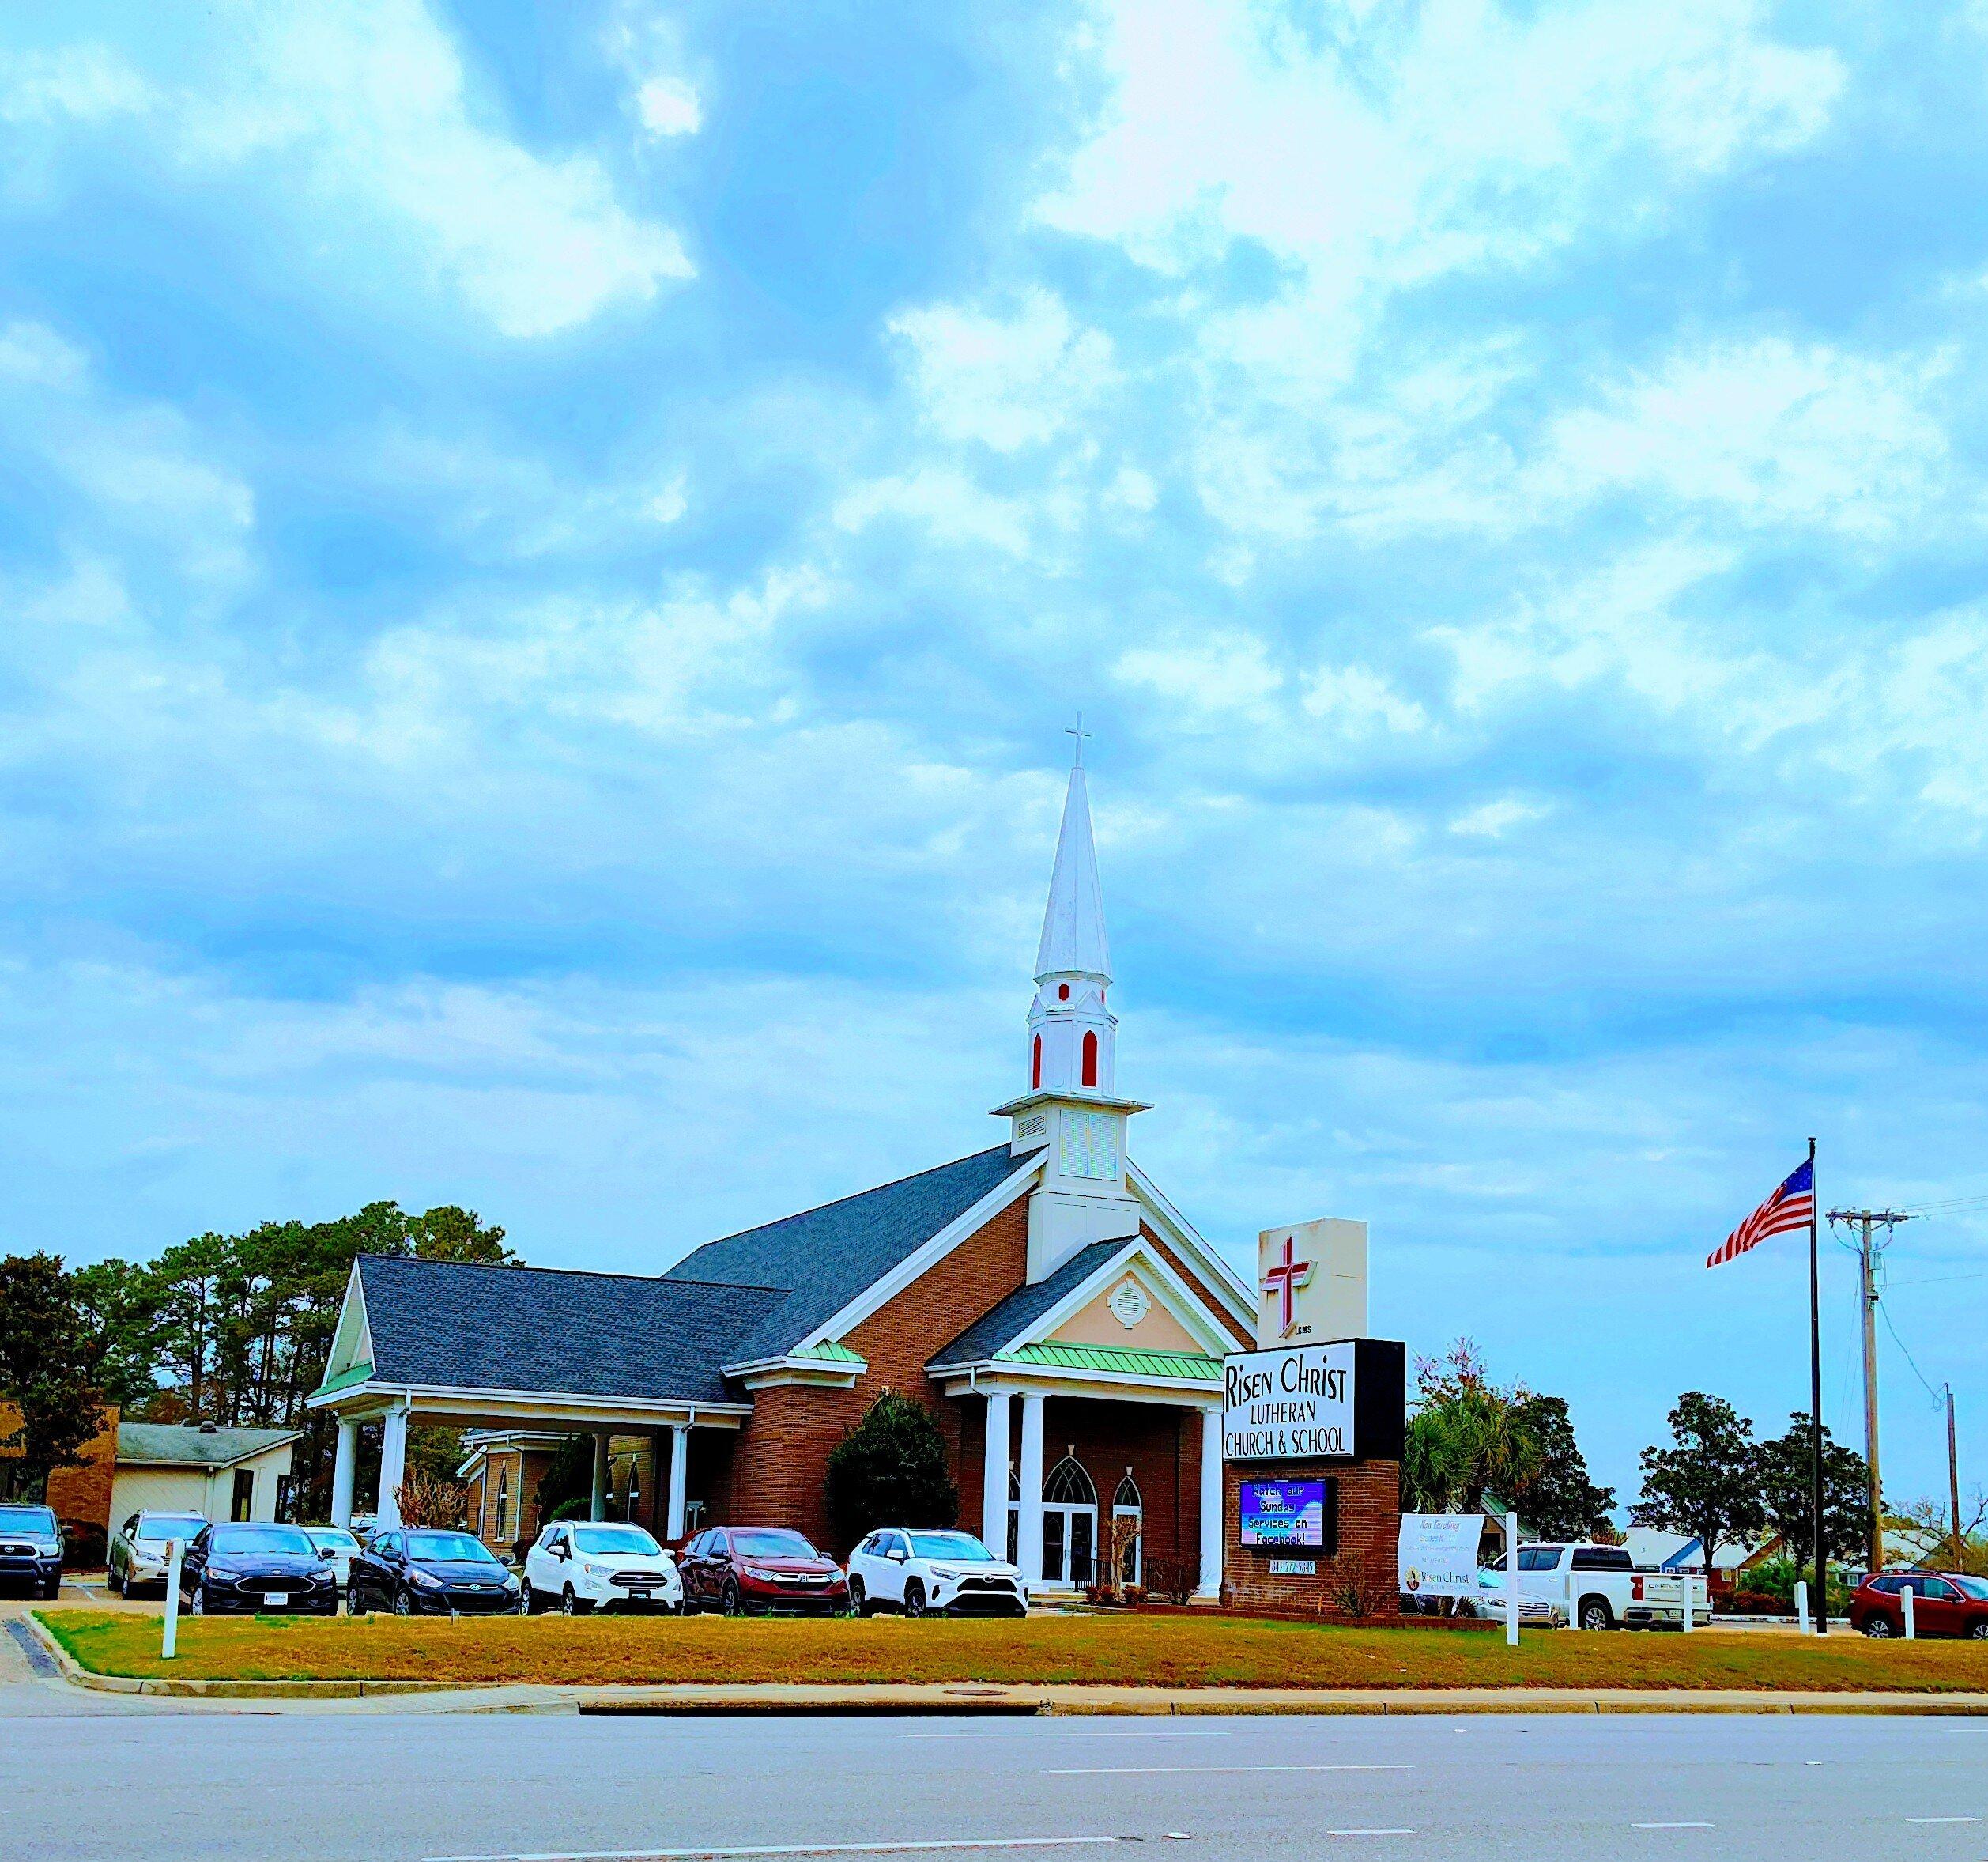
1906;1817;1979;1824
424;1841;1122;1862
1050;1765;1409;1777
1326;1831;1413;1839
1632;1825;1712;1831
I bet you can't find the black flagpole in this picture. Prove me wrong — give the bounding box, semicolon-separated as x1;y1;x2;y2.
1808;1135;1827;1634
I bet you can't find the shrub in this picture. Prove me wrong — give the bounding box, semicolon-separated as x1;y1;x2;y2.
1143;1552;1199;1607
824;1392;959;1550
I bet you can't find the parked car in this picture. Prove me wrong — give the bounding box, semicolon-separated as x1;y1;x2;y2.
108;1510;209;1596
0;1502;65;1600
179;1522;340;1616
677;1525;850;1616
1852;1571;1988;1639
846;1527;1028;1618
348;1528;522;1616
299;1525;364;1593
522;1520;682;1616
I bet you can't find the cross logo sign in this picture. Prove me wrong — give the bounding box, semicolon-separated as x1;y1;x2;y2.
1261;1235;1315;1338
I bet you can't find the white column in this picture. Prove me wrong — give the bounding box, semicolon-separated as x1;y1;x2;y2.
375;1404;409;1530
591;1432;611;1523
1017;1393;1046;1584
666;1424;690;1540
330;1418;357;1528
1197;1404;1224;1600
981;1390;1012;1554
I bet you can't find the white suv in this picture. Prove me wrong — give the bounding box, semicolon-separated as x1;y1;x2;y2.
847;1527;1028;1618
522;1520;683;1615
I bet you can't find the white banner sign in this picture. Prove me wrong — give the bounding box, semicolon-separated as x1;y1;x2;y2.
1397;1513;1484;1600
1221;1341;1356;1461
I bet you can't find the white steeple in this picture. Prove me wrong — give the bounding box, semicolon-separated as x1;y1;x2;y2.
993;723;1148;1282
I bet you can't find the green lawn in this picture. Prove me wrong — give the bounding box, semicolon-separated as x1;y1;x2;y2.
36;1609;1988;1691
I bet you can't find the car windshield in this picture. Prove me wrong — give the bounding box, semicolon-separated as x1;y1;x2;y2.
1517;1547;1564;1571
732;1529;817;1559
304;1529;359;1552
407;1532;499;1564
0;1506;57;1535
1952;1575;1988;1601
136;1516;206;1542
909;1532;994;1562
572;1526;660;1556
210;1525;317;1557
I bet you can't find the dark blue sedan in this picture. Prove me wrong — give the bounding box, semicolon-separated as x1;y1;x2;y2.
349;1528;522;1615
180;1522;340;1616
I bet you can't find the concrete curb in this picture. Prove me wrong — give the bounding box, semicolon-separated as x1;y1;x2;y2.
22;1623;1988;1716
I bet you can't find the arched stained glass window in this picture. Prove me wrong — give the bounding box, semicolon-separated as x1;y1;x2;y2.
1113;1472;1141;1509
1043;1455;1096;1505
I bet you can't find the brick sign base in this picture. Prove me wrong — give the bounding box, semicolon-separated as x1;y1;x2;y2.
1220;1458;1401;1621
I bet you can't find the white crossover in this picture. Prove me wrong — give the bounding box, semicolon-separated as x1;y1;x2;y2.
522;1520;683;1615
300;1525;364;1591
846;1527;1028;1618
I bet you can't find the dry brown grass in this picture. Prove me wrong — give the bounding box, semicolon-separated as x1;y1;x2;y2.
36;1608;1988;1692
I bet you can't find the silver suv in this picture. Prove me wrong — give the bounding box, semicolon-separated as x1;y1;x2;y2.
108;1509;209;1596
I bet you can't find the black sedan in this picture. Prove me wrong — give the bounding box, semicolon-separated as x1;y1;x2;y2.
180;1522;341;1616
349;1528;522;1615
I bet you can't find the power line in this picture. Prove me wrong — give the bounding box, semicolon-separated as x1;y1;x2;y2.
1877;1300;1947;1409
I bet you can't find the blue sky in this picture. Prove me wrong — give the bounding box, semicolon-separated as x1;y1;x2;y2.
2;0;1984;1512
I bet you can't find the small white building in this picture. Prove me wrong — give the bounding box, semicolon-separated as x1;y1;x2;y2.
110;1422;300;1530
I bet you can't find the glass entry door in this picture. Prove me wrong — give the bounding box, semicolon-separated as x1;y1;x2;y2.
1041;1505;1096;1585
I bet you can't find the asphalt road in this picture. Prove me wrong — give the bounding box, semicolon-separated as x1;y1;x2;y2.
5;1673;1987;1862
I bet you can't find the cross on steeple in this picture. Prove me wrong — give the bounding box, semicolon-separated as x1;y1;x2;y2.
1065;712;1092;769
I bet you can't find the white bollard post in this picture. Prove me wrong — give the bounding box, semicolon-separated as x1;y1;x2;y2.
1505;1512;1520;1649
1903;1584;1916;1640
161;1539;184;1661
1794;1579;1811;1635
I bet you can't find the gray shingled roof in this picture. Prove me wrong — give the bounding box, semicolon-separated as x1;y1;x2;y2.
357;1254;786;1403
117;1423;300;1468
666;1144;1032;1364
926;1237;1126;1368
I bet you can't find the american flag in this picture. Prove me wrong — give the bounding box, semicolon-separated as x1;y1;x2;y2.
1707;1157;1815;1269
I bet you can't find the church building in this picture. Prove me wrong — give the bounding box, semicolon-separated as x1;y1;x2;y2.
310;758;1261;1598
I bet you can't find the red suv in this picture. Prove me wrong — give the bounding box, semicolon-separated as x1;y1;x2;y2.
1850;1571;1988;1639
677;1525;851;1616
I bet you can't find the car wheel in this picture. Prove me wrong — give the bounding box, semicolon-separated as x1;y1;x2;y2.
348;1582;366;1616
1862;1615;1893;1638
560;1584;580;1617
1967;1620;1988;1641
520;1578;538;1615
108;1564;123;1597
189;1584;206;1617
721;1581;743;1618
849;1577;870;1618
393;1587;413;1617
1578;1596;1613;1633
903;1580;928;1619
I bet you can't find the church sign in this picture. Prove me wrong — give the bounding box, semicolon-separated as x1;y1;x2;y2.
1220;1338;1406;1464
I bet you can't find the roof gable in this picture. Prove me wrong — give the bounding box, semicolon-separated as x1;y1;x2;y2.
115;1423;300;1469
666;1144;1024;1362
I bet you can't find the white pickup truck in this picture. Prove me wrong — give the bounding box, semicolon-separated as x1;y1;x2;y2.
1499;1542;1708;1631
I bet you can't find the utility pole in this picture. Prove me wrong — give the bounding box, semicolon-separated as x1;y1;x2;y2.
1950;1385;1963;1569
1827;1207;1914;1577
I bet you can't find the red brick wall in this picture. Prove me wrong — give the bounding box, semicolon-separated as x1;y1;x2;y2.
45;1405;119;1547
1040;1396;1198;1574
1220;1460;1401;1620
1140;1226;1254;1350
724;1195;1030;1550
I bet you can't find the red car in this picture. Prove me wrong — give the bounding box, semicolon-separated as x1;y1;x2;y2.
677;1525;851;1616
1850;1571;1988;1639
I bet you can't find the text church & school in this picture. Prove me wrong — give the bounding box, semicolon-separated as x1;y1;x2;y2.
308;757;1405;1607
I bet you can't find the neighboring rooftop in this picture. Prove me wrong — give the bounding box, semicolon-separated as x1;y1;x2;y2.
116;1423;300;1468
666;1144;1031;1363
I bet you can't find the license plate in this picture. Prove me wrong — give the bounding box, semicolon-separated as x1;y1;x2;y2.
262;1593;289;1609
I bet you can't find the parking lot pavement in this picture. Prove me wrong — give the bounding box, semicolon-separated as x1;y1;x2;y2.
4;1702;1987;1862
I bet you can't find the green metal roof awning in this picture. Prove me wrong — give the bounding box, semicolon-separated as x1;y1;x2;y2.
995;1342;1223;1382
794;1340;865;1363
310;1361;376;1402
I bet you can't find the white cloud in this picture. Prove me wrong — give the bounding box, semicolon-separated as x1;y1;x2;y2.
7;5;689;338
636;74;702;138
1449;796;1548;838
1301;664;1428;738
1115;629;1284;723
887;289;1115;451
